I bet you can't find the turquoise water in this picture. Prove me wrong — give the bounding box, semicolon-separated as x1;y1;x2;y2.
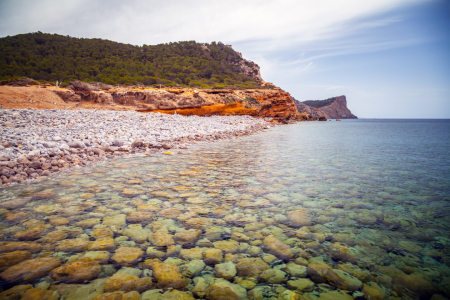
0;119;449;299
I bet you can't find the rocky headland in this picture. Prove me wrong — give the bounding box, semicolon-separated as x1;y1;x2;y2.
293;96;357;120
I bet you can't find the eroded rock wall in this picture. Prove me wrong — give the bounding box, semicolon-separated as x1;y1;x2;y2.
53;88;301;122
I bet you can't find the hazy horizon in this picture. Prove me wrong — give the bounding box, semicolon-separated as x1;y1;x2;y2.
0;0;449;118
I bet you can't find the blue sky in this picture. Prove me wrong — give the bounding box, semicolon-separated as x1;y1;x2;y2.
0;0;449;118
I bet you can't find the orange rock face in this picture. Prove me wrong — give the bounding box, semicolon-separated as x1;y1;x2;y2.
143;90;300;121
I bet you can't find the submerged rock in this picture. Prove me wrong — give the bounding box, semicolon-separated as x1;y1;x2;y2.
0;250;32;272
215;261;237;280
260;269;288;284
104;273;153;293
235;257;269;277
50;258;102;283
203;248;224;264
0;257;61;283
0;241;42;253
152;262;188;289
287;208;312;227
263;235;294;260
111;247;144;266
0;284;33;300
205;278;247;300
91;291;140;300
20;288;60;300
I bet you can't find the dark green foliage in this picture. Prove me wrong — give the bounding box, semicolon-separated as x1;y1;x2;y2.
302;97;337;108
0;32;264;89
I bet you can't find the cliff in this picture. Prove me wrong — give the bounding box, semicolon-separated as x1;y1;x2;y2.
53;86;301;122
293;96;357;120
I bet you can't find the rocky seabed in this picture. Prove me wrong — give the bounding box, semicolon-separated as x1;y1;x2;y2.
0;108;270;186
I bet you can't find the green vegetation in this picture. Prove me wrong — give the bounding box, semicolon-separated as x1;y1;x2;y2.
302;97;337;108
0;32;265;89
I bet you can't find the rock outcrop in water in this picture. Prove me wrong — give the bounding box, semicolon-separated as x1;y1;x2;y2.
293;96;357;120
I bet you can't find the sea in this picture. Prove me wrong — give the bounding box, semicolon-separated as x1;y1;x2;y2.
0;119;449;299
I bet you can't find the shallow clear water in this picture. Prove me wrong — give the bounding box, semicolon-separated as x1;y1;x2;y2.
0;119;449;299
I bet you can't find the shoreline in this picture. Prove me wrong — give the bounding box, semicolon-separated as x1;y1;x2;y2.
0;107;274;187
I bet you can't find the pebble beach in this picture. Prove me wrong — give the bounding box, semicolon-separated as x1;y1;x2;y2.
0;108;271;186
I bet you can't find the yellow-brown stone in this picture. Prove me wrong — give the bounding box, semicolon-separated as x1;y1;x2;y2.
287;208;312;228
48;217;70;226
0;250;32;271
21;288;60;300
0;241;42;253
111;247;144;266
92;228;114;239
185;217;213;230
88;238;116;251
180;248;203;260
263;235;294;260
174;229;202;245
91;291;140;300
235;257;269;277
151;232;175;246
104;273;154;293
50;258;101;283
0;284;33;300
75;218;101;228
0;257;61;283
126;211;154;224
5;212;29;222
213;240;240;254
14;225;47;241
55;239;91;252
152;262;188;289
203;248;224;264
40;231;68;243
159;208;182;218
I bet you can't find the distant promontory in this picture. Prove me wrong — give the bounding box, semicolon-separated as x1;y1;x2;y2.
293;96;357;120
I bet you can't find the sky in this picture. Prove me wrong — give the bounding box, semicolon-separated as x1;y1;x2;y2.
0;0;449;118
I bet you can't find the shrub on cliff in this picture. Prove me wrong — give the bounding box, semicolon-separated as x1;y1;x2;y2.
0;77;39;86
67;80;99;92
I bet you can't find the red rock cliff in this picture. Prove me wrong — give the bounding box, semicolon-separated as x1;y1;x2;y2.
54;87;302;122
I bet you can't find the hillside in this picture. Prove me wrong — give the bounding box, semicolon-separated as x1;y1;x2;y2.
302;98;336;108
0;32;265;89
294;96;357;119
